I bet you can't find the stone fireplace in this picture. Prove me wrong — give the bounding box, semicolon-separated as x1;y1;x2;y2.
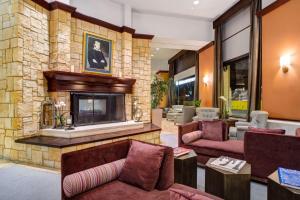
0;0;157;168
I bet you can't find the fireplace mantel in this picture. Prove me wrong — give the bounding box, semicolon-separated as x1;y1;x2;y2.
44;71;136;93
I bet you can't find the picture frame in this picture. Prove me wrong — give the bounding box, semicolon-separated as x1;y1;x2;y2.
82;32;113;75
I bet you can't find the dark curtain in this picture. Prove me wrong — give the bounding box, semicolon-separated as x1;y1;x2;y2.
168;63;175;106
213;25;224;110
247;0;262;120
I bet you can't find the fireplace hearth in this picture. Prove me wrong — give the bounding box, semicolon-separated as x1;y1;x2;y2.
71;93;126;126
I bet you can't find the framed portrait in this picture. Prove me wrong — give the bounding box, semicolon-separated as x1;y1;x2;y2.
83;32;113;75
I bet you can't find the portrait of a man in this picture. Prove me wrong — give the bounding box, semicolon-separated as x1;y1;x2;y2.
83;33;112;75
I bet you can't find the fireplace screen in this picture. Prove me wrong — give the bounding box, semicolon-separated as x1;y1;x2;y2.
71;93;125;126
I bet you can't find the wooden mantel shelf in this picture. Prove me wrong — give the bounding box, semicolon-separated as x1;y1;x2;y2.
44;71;136;93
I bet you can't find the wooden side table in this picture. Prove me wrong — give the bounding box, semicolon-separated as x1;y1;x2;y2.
268;170;300;200
174;150;197;188
205;158;251;200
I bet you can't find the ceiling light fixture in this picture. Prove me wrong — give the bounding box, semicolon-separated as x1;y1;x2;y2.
156;48;160;51
193;0;199;5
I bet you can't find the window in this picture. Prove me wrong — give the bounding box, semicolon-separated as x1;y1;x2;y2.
223;55;249;118
175;76;195;105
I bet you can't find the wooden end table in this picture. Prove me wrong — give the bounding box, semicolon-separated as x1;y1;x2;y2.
205;158;251;200
174;150;197;188
268;170;300;200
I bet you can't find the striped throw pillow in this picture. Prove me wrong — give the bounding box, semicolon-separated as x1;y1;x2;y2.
63;158;126;198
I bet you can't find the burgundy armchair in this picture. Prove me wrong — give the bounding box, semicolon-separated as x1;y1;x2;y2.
244;131;300;181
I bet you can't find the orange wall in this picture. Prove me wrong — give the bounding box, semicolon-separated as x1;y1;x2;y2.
262;0;300;120
199;45;214;107
157;71;169;108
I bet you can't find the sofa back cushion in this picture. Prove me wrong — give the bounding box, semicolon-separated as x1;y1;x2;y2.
119;140;165;191
182;130;203;144
202;120;225;141
63;158;126;198
248;127;285;135
156;146;174;190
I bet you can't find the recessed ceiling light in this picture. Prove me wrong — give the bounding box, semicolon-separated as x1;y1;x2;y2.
156;48;160;51
193;0;199;5
151;54;154;57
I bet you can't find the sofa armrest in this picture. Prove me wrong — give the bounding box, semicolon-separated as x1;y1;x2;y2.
170;183;223;200
236;126;249;131
178;121;200;146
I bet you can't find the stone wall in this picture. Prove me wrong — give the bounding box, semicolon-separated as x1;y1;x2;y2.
132;38;151;122
0;0;50;161
0;0;153;167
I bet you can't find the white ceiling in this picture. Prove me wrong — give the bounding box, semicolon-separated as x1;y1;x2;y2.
151;48;181;74
112;0;239;20
151;48;180;60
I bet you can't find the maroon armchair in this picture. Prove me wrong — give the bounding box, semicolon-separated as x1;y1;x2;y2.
61;139;221;200
244;131;300;181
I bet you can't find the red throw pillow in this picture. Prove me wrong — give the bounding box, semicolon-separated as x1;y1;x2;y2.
119;141;165;191
182;131;203;144
248;127;285;135
202;120;224;141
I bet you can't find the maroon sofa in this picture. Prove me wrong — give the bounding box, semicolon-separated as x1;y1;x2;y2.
179;121;300;182
178;121;244;165
61;139;222;200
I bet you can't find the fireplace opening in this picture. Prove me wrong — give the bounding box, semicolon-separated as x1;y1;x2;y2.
71;93;126;126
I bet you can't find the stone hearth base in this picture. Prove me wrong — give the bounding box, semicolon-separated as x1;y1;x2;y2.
13;124;161;169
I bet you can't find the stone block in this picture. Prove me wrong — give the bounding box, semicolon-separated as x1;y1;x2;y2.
11;91;22;103
10;149;18;160
48;148;61;161
31;150;42;165
16;103;33;117
44;160;54;168
0;90;9;103
12;118;23;129
4;137;12;148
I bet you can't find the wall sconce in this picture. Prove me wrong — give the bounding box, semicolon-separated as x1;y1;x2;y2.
203;75;209;86
280;55;291;73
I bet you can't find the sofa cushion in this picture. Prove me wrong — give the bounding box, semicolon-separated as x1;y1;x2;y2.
187;139;244;160
169;184;222;200
72;180;170;200
248;127;285;134
169;188;212;200
119;141;165;191
63;158;126;198
182;131;203;144
202;120;224;141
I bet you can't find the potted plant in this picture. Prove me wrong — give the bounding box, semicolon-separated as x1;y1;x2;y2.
54;101;67;129
151;75;169;127
219;96;230;119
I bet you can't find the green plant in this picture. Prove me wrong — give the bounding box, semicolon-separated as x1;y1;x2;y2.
151;75;169;109
219;96;229;119
193;99;201;107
